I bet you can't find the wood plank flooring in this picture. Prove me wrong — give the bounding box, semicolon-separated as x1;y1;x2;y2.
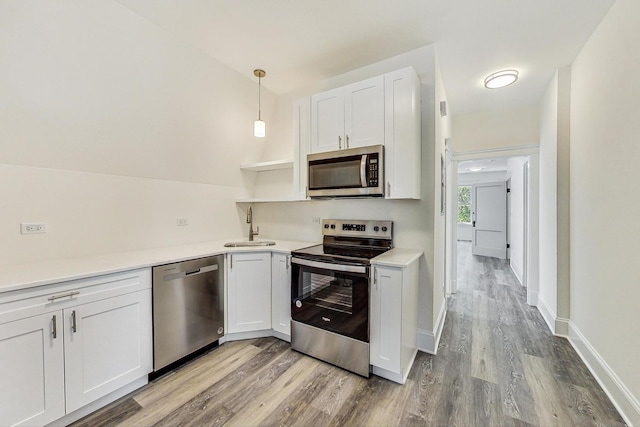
72;242;625;426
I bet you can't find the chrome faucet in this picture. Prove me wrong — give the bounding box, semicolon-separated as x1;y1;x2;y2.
247;207;259;241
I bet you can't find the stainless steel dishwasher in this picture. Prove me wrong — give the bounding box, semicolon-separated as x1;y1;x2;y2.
152;255;224;371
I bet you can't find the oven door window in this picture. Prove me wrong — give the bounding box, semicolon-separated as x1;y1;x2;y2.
291;263;368;342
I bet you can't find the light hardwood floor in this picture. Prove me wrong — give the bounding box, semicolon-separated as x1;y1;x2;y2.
73;242;625;426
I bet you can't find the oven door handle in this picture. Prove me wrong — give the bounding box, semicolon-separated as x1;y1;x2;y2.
291;257;367;274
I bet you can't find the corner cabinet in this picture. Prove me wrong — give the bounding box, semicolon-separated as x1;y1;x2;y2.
370;259;419;384
0;269;152;427
271;253;292;339
227;252;272;333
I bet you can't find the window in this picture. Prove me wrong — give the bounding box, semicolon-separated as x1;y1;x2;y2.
458;186;471;223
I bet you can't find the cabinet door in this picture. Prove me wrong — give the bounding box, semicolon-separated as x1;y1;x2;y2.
0;313;65;427
384;67;421;199
271;253;291;337
227;252;272;333
344;75;385;149
64;290;152;413
310;88;344;153
370;266;402;373
293;97;311;200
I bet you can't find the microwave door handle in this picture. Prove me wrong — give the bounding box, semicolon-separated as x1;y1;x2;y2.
360;155;368;187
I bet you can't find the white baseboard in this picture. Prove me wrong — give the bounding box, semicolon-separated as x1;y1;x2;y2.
509;260;524;286
568;321;640;427
527;290;538;306
555;317;569;337
536;296;557;335
49;376;147;427
417;301;447;355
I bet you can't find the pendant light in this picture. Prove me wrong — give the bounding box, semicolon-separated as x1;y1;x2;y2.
253;69;266;137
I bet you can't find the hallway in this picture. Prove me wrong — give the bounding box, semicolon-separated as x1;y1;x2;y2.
430;241;625;425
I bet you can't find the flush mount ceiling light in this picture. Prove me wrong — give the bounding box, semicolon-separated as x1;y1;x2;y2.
468;166;485;172
484;69;519;89
253;69;266;138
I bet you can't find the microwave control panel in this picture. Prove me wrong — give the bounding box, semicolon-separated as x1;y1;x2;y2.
368;155;379;186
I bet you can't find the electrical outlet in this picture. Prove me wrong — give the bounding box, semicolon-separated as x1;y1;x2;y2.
177;219;189;226
312;217;320;224
21;222;47;234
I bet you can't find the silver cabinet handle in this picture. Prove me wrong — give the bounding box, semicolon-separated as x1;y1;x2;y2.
48;291;79;302
338;135;342;149
387;182;391;197
346;134;349;149
71;310;77;333
229;255;233;270
52;315;57;339
286;255;291;270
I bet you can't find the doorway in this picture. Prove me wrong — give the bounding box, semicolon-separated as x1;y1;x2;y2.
447;150;537;302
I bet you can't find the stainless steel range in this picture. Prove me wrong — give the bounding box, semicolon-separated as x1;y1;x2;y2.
290;219;393;377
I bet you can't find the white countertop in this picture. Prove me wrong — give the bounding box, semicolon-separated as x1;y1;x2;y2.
0;240;423;294
0;239;316;294
371;247;423;267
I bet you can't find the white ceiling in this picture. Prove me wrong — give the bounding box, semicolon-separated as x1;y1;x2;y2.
114;0;615;114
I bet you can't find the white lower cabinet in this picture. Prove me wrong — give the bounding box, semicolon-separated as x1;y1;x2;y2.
370;260;419;384
0;269;152;427
0;313;65;427
271;253;292;338
227;252;272;333
64;290;152;413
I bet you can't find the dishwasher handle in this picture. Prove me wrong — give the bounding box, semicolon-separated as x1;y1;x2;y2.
163;264;219;282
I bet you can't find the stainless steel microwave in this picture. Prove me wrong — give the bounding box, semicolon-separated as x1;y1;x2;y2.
307;145;384;198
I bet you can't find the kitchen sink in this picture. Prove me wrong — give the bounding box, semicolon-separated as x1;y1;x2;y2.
223;240;276;247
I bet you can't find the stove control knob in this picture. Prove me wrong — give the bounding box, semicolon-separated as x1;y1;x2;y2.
295;300;302;308
330;224;336;229
374;226;380;232
382;226;388;232
324;224;329;229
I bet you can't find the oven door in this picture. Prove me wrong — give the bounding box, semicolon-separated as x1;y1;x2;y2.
291;257;369;342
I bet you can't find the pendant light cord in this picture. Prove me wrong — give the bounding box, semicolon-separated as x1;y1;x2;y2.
258;74;262;121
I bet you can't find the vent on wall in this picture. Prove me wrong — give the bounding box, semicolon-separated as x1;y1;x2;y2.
440;101;447;117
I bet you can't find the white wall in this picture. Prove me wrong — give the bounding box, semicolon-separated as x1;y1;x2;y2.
507;157;526;284
453;105;540;152
0;1;274;265
569;0;640;423
538;66;572;334
252;45;449;352
538;72;559;328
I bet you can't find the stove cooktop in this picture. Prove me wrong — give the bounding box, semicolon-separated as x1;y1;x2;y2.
292;219;393;265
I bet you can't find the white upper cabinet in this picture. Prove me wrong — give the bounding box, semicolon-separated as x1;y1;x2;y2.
344;76;385;149
384;67;421;200
310;76;384;153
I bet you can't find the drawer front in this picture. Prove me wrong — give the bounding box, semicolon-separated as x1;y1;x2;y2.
0;268;151;325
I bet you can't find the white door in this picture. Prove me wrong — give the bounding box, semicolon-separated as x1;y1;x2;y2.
310;88;344;153
344;76;384;149
227;252;272;333
472;181;508;259
0;313;65;427
64;290;152;413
